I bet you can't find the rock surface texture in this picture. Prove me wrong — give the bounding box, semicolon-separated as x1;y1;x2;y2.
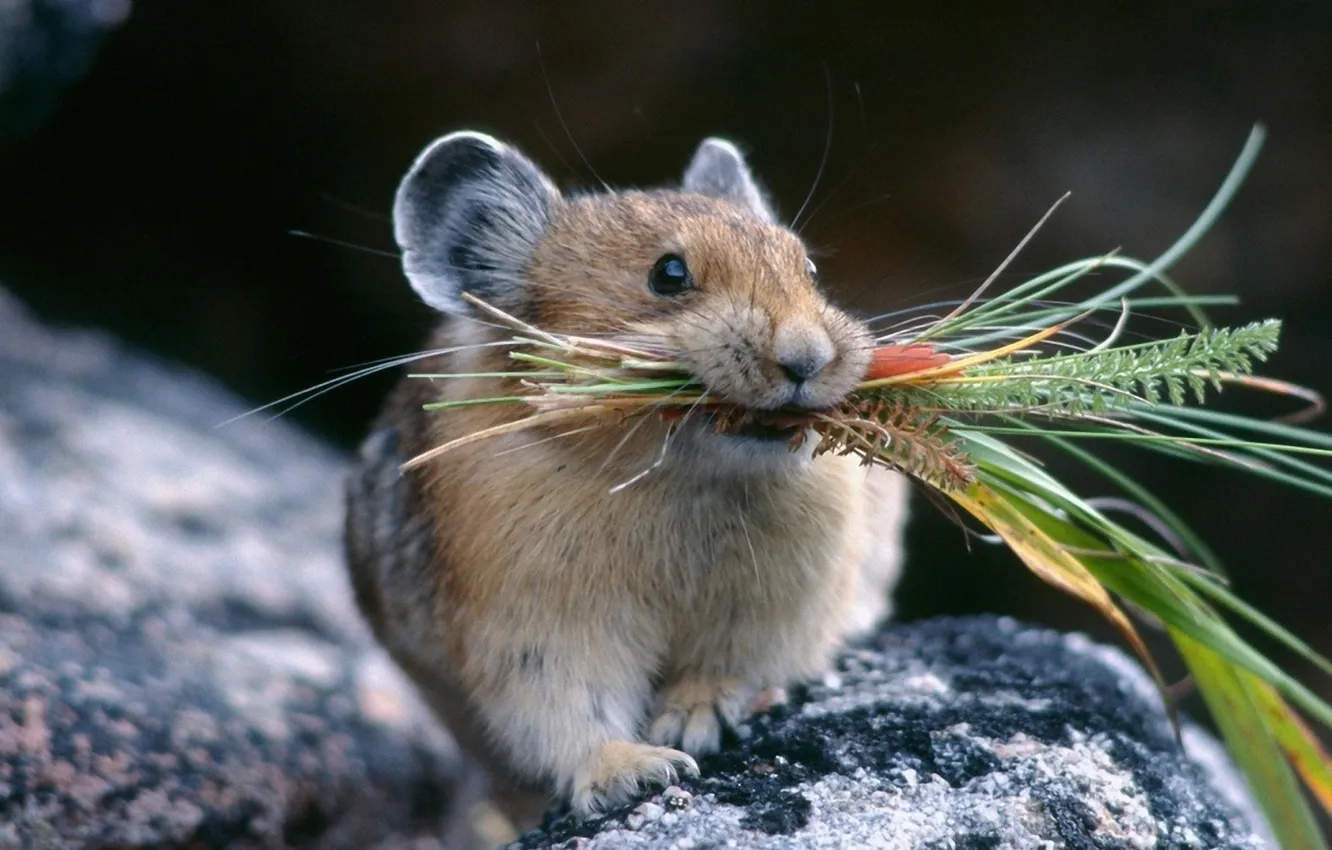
0;288;1273;849
514;619;1273;849
0;288;463;849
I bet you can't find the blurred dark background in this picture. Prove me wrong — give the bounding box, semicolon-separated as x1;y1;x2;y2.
2;0;1330;778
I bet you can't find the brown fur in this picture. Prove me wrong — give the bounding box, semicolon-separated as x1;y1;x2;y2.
346;155;910;831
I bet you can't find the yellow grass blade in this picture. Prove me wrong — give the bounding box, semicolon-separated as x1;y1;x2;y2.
945;480;1166;694
1250;679;1332;815
858;317;1077;390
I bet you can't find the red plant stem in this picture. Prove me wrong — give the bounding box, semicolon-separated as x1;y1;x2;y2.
865;343;953;380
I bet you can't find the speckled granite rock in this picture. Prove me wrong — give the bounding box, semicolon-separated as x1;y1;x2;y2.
513;618;1273;850
0;288;463;848
0;287;1273;849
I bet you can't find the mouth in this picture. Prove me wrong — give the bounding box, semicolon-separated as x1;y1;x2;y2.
704;409;815;444
727;419;804;442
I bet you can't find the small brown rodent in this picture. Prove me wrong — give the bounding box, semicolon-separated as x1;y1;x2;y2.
345;131;910;825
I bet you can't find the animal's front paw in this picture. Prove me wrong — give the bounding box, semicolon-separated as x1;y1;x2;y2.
571;740;698;815
646;677;757;756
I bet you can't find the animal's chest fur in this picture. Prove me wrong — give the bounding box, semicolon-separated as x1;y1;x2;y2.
611;470;852;622
430;417;858;650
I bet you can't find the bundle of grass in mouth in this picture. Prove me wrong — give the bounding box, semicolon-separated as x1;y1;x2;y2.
405;126;1332;847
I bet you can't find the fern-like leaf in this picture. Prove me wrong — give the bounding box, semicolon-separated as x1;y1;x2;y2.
898;320;1281;416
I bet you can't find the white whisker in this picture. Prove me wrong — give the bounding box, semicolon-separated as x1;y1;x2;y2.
219;339;519;426
738;483;761;590
609;423;675;494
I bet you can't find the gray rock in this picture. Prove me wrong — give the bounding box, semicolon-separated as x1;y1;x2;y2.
0;288;463;848
0;287;1274;849
0;0;131;133
512;619;1274;850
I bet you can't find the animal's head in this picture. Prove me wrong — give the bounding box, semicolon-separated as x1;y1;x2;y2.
393;132;871;442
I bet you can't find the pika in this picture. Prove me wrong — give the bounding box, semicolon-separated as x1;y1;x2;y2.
345;131;910;824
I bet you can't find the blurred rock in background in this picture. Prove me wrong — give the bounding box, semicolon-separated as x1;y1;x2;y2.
0;0;1328;799
0;0;130;134
0;285;464;849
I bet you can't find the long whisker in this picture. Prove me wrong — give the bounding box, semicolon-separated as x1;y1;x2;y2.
608;421;675;493
792;65;836;233
318;193;393;223
919;192;1071;338
737;490;762;590
288;230;400;259
220;340;518;426
536;40;610;192
598;383;700;471
492;424;604;458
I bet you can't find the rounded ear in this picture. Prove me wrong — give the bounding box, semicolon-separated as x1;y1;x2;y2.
393;131;560;314
681;137;777;224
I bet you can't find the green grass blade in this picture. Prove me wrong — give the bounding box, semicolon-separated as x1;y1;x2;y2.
1175;632;1326;850
1129;409;1332;498
1174;569;1332;680
409;371;564;379
958;430;1332;731
936;293;1236;352
423;396;529;410
544;377;698;395
997;417;1226;576
1159;405;1332;449
926;124;1263;345
1070;125;1266;314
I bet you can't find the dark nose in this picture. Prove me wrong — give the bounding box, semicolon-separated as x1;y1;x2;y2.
772;322;836;384
778;353;831;383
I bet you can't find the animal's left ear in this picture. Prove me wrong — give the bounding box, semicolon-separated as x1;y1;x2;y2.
682;138;777;224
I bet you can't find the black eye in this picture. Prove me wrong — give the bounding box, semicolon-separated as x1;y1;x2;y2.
805;257;819;282
648;253;694;296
